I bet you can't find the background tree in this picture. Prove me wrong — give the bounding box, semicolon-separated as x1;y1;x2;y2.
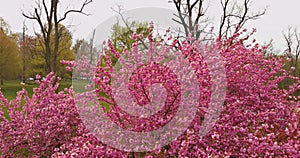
111;6;151;51
34;24;74;78
111;20;150;52
55;25;74;79
23;0;92;75
283;26;300;76
74;29;100;66
218;0;266;39
171;0;209;40
0;18;21;85
74;39;89;56
170;0;267;40
0;17;11;35
19;23;37;82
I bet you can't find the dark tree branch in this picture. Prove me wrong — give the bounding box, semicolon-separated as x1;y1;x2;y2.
23;0;92;74
283;26;300;76
58;0;92;23
111;5;148;50
172;0;190;37
218;0;266;39
219;0;230;38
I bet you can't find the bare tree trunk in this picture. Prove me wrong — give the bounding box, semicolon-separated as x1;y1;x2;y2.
52;1;59;74
0;73;3;85
22;23;26;82
90;29;96;65
45;42;52;74
23;0;92;75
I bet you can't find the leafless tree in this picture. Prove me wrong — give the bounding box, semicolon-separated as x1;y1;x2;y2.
171;0;209;40
283;26;300;76
170;0;267;40
21;22;27;82
23;0;92;74
89;29;96;64
262;39;276;56
219;0;266;39
111;5;149;50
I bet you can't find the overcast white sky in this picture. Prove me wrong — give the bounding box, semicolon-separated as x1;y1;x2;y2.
0;0;300;52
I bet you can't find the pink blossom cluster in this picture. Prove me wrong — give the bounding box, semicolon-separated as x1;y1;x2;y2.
0;73;84;157
0;26;299;157
57;27;299;157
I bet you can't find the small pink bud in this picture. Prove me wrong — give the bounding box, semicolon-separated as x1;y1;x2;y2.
166;28;170;33
36;74;41;80
291;66;296;70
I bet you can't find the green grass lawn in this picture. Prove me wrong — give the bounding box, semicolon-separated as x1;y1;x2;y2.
0;80;72;101
0;80;73;121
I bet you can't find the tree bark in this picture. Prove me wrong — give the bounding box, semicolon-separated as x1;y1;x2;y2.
23;0;92;75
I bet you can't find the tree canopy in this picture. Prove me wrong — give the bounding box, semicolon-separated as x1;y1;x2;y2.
0;19;21;85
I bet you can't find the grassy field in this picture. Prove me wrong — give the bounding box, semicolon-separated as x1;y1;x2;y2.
0;80;73;121
0;80;72;101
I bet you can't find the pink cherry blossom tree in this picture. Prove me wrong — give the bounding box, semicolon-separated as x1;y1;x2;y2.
0;25;299;157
